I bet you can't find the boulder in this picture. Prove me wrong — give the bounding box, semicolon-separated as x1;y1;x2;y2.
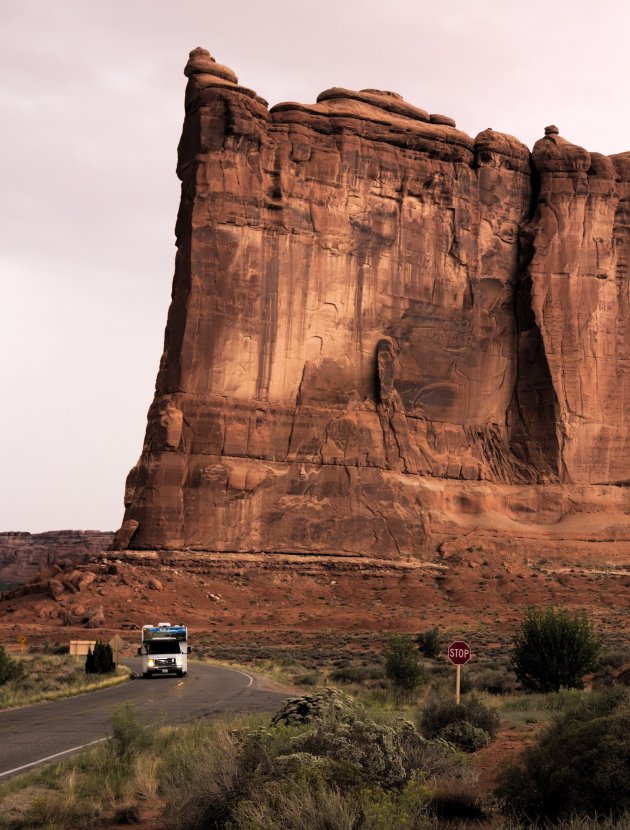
48;578;65;600
84;605;105;628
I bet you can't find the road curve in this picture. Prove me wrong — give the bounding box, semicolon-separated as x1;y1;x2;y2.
0;659;289;780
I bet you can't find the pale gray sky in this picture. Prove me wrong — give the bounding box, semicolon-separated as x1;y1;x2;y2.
1;0;628;532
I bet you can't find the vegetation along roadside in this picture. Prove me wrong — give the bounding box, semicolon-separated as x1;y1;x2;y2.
0;645;131;710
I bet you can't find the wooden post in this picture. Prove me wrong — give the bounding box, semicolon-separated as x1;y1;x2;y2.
456;664;461;704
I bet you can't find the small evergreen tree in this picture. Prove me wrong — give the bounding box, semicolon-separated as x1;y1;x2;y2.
416;627;441;659
512;606;601;692
95;641;115;673
85;641;114;674
0;645;24;685
385;634;423;691
85;646;95;674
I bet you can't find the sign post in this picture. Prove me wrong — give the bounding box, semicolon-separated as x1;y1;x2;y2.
448;641;472;704
109;635;125;667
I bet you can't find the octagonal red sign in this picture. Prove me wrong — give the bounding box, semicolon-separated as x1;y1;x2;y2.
448;641;472;665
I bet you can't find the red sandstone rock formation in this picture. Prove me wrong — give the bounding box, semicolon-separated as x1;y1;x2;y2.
115;49;630;557
0;531;114;584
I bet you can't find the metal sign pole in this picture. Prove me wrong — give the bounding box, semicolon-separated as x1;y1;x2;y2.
456;664;461;704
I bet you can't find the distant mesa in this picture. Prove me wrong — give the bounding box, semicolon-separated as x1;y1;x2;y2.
0;531;114;585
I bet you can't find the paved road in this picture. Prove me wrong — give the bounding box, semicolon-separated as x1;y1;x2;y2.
0;659;289;780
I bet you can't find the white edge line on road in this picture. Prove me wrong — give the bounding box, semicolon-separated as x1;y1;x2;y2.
0;737;108;779
230;669;254;688
1;664;255;780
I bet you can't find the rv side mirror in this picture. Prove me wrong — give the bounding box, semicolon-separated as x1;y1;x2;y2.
188;646;192;654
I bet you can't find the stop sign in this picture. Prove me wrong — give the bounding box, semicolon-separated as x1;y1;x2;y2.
448;641;472;665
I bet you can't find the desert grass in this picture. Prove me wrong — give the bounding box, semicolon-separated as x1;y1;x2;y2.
1;638;627;829
0;654;132;709
496;687;586;727
0;704;162;829
0;701;452;829
2;695;630;829
496;817;630;829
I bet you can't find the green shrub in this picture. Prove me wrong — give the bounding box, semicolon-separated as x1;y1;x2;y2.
538;818;630;830
419;695;500;751
0;646;23;685
438;721;490;752
110;704;153;759
384;634;424;692
361;779;433;829
511;606;602;692
85;641;114;675
232;777;361;829
500;687;585;718
288;717;423;788
401;733;467;781
466;666;518;695
427;777;488;823
416;628;441;659
598;648;628;670
294;672;320;686
161;696;441;830
496;688;630;822
330;666;385;684
159;721;244;830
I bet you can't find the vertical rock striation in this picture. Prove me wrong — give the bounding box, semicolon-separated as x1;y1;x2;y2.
524;127;630;484
115;49;630;556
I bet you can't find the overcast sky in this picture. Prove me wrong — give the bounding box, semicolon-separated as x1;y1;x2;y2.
1;0;629;532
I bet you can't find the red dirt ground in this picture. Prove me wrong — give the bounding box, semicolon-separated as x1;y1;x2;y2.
2;542;629;652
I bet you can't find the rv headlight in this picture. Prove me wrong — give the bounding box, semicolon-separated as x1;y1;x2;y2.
147;659;155;667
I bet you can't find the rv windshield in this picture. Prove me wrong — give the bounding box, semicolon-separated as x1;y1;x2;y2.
146;640;182;655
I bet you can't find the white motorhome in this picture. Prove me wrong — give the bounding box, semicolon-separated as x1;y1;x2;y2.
137;622;190;678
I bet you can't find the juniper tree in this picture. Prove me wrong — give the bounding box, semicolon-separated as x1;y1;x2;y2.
512;606;601;692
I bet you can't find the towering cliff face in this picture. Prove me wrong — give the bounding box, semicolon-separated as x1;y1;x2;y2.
115;49;630;556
